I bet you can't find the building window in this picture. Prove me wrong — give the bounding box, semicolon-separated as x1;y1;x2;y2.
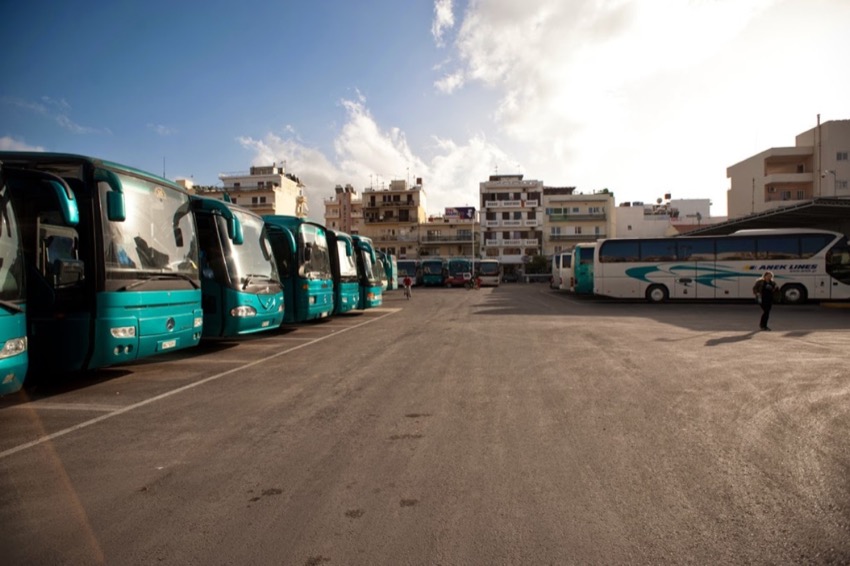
590;207;601;214
594;226;600;234
572;207;580;213
513;211;522;220
233;183;241;188
839;180;849;190
575;226;582;235
837;152;848;161
796;190;805;200
627;225;632;231
781;191;791;200
257;181;264;189
551;227;561;235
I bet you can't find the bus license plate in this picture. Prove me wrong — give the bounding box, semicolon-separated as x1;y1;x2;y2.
161;339;177;350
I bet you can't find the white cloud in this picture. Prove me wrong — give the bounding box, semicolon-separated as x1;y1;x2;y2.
238;97;510;214
148;123;177;136
441;0;789;214
431;0;455;46
3;95;110;135
435;70;465;94
0;136;44;151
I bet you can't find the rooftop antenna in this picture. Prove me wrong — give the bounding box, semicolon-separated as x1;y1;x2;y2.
162;156;166;178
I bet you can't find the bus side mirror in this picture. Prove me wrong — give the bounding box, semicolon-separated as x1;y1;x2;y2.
174;227;184;247
95;169;126;222
345;240;353;256
106;191;126;222
228;216;243;245
47;180;80;226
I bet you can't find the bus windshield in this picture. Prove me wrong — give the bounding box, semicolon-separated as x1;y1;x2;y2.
359;248;378;282
336;240;358;278
0;186;24;302
229;209;279;289
299;224;331;280
422;261;443;274
479;262;500;275
101;172;198;280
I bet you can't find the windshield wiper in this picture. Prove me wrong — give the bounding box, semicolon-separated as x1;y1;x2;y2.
241;274;281;290
118;272;200;291
0;299;24;314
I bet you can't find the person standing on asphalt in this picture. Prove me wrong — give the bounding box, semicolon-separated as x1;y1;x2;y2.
753;271;778;331
403;275;412;299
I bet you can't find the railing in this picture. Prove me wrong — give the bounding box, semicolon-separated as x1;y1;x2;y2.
523;219;540;227
547;213;607;222
502;220;522;227
420;235;478;243
548;233;606;241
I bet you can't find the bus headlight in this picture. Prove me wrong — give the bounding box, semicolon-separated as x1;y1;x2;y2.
0;336;27;359
194;317;204;328
278;303;284;312
308;296;316;305
111;326;136;338
230;306;257;317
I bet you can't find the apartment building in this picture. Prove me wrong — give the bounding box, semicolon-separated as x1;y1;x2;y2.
419;210;479;259
324;184;364;235
541;187;614;257
615;198;721;237
727;119;850;218
358;179;428;259
480;175;543;268
201;164;306;217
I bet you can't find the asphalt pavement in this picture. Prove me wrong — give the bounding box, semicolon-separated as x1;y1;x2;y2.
1;285;848;565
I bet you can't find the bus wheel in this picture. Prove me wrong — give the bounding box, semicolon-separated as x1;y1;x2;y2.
646;284;669;303
781;284;807;305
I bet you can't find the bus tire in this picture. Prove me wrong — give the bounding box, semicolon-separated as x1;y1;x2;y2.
646;284;669;303
781;284;807;305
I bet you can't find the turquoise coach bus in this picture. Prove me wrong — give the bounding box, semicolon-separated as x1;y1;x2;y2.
1;152;203;376
327;228;360;315
0;163;31;394
421;257;447;286
191;197;283;336
264;215;334;322
352;235;382;309
571;242;596;295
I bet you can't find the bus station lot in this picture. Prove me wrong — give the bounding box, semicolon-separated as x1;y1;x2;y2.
1;285;849;564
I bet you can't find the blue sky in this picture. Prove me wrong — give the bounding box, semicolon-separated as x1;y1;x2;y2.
2;0;848;217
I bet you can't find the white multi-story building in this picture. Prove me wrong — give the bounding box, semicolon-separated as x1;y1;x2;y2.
324;184;364;235
727;119;850;218
615;198;723;237
480;174;543;268
213;164;305;217
541;187;614;257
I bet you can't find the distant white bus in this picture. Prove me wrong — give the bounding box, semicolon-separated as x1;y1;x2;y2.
594;228;850;304
550;251;572;290
477;259;501;287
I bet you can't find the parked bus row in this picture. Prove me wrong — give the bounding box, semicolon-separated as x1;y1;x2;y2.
0;152;389;395
551;229;850;304
398;258;502;288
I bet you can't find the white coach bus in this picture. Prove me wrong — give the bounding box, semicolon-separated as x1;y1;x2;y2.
594;228;850;304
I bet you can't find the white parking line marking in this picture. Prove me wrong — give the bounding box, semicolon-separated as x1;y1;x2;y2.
0;309;399;460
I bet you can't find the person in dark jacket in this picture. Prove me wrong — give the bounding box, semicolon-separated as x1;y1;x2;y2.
753;271;778;331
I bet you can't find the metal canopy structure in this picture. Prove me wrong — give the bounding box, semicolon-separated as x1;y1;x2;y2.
685;198;850;237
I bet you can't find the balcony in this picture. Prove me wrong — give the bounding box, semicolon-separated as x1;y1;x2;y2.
524;200;539;207
485;220;500;227
501;220;522;227
523;219;540;227
548;233;606;241
547;213;607;222
420;234;478;243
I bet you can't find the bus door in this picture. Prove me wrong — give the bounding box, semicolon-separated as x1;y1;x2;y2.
674;239;716;299
825;236;850;299
6;169;85;371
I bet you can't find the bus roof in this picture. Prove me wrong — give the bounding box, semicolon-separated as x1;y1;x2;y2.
0;151;187;192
